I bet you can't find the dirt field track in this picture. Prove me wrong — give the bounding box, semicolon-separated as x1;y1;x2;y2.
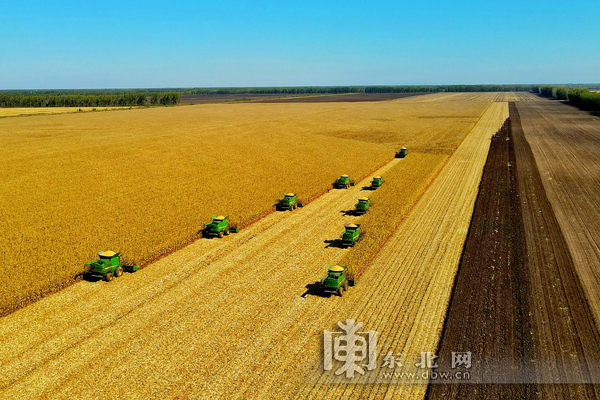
516;100;600;329
0;102;506;399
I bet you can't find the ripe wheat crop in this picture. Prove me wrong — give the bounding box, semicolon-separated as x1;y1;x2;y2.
0;107;124;118
0;97;489;314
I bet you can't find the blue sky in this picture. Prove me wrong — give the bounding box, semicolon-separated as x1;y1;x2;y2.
0;0;598;89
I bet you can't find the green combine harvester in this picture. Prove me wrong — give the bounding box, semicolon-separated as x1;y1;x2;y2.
85;251;139;282
371;176;383;188
341;223;361;247
277;193;304;211
203;215;239;238
355;197;371;214
335;174;355;189
395;147;408;158
320;265;355;296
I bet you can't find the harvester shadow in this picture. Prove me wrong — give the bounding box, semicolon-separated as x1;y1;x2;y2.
324;239;346;249
301;282;332;298
197;229;216;239
361;186;376;191
340;209;360;217
82;274;103;283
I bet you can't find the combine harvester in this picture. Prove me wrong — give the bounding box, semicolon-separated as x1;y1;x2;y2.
203;215;239;238
340;223;362;247
320;265;355;297
335;174;355;189
355;197;371;214
276;193;304;211
371;176;383;188
85;251;139;282
395;147;408;158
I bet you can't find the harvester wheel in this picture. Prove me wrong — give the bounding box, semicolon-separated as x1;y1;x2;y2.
115;267;123;277
105;272;114;282
218;231;224;238
338;286;344;297
344;281;349;290
224;228;230;236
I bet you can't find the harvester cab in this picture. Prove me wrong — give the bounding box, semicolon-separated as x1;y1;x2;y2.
277;192;304;211
204;215;239;238
371;176;383;188
336;174;355;189
355;197;371;214
395;147;408;158
320;265;354;296
341;223;361;246
85;250;139;282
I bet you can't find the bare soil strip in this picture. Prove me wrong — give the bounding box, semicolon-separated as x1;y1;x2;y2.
516;100;600;329
426;104;600;399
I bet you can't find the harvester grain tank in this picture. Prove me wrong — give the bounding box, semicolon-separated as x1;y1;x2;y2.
336;174;355;189
204;215;239;238
341;223;361;247
355;197;370;214
320;265;355;296
85;251;139;282
395;147;408;158
277;193;304;211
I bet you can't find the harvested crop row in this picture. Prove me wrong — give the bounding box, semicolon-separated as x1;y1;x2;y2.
342;152;448;280
298;102;509;400
0;159;402;398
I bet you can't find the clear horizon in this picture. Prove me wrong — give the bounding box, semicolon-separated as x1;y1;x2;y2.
1;1;598;90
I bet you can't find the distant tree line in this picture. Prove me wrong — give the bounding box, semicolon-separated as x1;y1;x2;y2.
540;86;600;112
0;92;179;108
150;92;181;105
365;84;537;93
4;85;600;108
180;87;364;95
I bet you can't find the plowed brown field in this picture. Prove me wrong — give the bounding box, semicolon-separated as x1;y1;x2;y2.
427;105;600;399
0;102;505;399
516;100;600;329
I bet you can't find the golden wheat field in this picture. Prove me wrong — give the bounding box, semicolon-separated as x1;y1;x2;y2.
0;106;125;117
0;97;505;400
0;96;488;314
